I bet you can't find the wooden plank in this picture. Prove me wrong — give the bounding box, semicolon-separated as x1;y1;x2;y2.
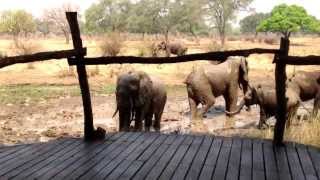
50;134;118;180
131;135;173;180
226;138;242;180
68;48;279;65
144;135;185;180
212;138;232;180
66;12;95;141
3;140;75;179
264;141;280;180
96;134;167;180
78;132;156;180
239;138;252;180
274;145;291;180
25;132;128;179
308;146;320;179
199;137;223;180
118;161;144;180
0;138;69;176
0;48;86;68
296;144;318;180
185;136;213;180
170;136;204;180
282;55;320;65
0;144;31;160
57;132;129;179
0;143;43;164
42;132;140;180
252;139;266;180
286;143;305;180
158;135;194;180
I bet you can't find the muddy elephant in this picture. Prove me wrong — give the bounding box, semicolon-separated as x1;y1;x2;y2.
157;41;188;57
289;71;320;118
113;71;167;131
228;84;300;129
184;56;250;120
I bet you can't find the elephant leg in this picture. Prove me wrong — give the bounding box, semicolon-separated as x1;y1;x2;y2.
119;109;130;131
144;111;153;132
198;95;215;118
258;108;267;129
134;110;143;131
312;93;320;119
224;92;237;117
154;110;163;131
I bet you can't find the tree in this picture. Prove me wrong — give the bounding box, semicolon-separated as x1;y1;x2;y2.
0;10;36;38
84;0;131;34
43;3;79;44
35;18;50;37
206;0;253;46
240;12;269;34
257;4;320;39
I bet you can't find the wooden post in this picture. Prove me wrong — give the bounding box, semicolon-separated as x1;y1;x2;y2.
273;38;290;145
66;12;95;141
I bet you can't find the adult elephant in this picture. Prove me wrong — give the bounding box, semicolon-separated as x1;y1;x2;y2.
157;41;188;57
184;56;250;120
227;84;300;129
113;70;167;131
289;71;320;118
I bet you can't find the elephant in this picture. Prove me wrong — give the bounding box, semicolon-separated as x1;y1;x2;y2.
288;71;320;118
227;84;300;129
113;70;167;131
184;56;250;120
157;41;188;57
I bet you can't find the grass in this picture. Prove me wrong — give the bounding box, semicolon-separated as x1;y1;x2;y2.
247;118;320;148
0;84;80;105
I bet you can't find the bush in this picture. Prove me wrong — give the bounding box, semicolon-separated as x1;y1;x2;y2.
12;37;41;69
100;32;124;56
137;41;158;57
206;40;223;52
264;37;278;45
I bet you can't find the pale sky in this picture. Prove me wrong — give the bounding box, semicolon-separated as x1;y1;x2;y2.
0;0;319;21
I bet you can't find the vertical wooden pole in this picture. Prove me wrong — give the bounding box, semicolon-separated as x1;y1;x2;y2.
273;37;290;145
66;12;94;141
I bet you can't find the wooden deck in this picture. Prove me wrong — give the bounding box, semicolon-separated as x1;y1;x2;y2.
0;132;319;180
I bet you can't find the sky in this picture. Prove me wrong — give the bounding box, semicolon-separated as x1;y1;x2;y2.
0;0;319;21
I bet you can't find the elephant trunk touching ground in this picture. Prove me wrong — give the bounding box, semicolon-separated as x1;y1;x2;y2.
114;70;167;131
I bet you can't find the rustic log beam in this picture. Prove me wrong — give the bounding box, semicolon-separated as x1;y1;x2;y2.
279;55;320;65
0;48;86;69
68;48;279;65
66;12;103;141
274;37;290;146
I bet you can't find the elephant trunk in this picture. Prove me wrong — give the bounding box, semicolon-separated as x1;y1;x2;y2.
225;98;246;115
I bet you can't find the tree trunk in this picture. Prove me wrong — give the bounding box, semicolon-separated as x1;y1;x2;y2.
63;30;70;44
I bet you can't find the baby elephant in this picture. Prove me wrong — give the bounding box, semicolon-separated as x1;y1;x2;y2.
227;84;300;129
113;70;167;131
157;41;188;57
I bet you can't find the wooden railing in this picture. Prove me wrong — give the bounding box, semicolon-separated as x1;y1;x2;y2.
1;12;320;145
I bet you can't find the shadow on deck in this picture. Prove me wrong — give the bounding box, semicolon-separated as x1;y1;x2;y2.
0;132;319;180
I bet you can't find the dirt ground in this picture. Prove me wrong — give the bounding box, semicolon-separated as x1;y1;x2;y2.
0;36;319;146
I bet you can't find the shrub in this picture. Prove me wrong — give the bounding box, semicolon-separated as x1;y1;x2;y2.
12;38;41;69
100;32;124;56
206;40;223;52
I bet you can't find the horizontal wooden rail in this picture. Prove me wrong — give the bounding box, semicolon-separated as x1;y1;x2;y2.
68;48;279;65
0;48;86;68
279;55;320;65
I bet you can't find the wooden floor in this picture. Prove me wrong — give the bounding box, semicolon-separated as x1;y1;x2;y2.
0;132;319;180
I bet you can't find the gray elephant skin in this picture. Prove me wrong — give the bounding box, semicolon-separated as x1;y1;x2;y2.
157;41;188;57
184;57;250;120
231;84;300;129
289;71;320;117
114;71;167;131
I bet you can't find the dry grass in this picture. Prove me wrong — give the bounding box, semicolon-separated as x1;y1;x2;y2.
100;32;124;56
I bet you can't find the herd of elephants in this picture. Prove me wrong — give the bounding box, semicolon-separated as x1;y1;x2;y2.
112;41;320;131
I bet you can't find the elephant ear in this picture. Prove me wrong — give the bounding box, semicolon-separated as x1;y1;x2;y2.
239;57;249;82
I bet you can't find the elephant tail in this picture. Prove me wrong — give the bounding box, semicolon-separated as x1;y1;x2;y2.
112;107;119;118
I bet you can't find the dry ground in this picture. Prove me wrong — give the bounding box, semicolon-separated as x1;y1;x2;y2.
0;35;319;147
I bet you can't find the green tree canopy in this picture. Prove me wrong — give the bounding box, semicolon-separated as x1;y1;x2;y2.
240;13;269;34
257;4;320;39
0;10;36;37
